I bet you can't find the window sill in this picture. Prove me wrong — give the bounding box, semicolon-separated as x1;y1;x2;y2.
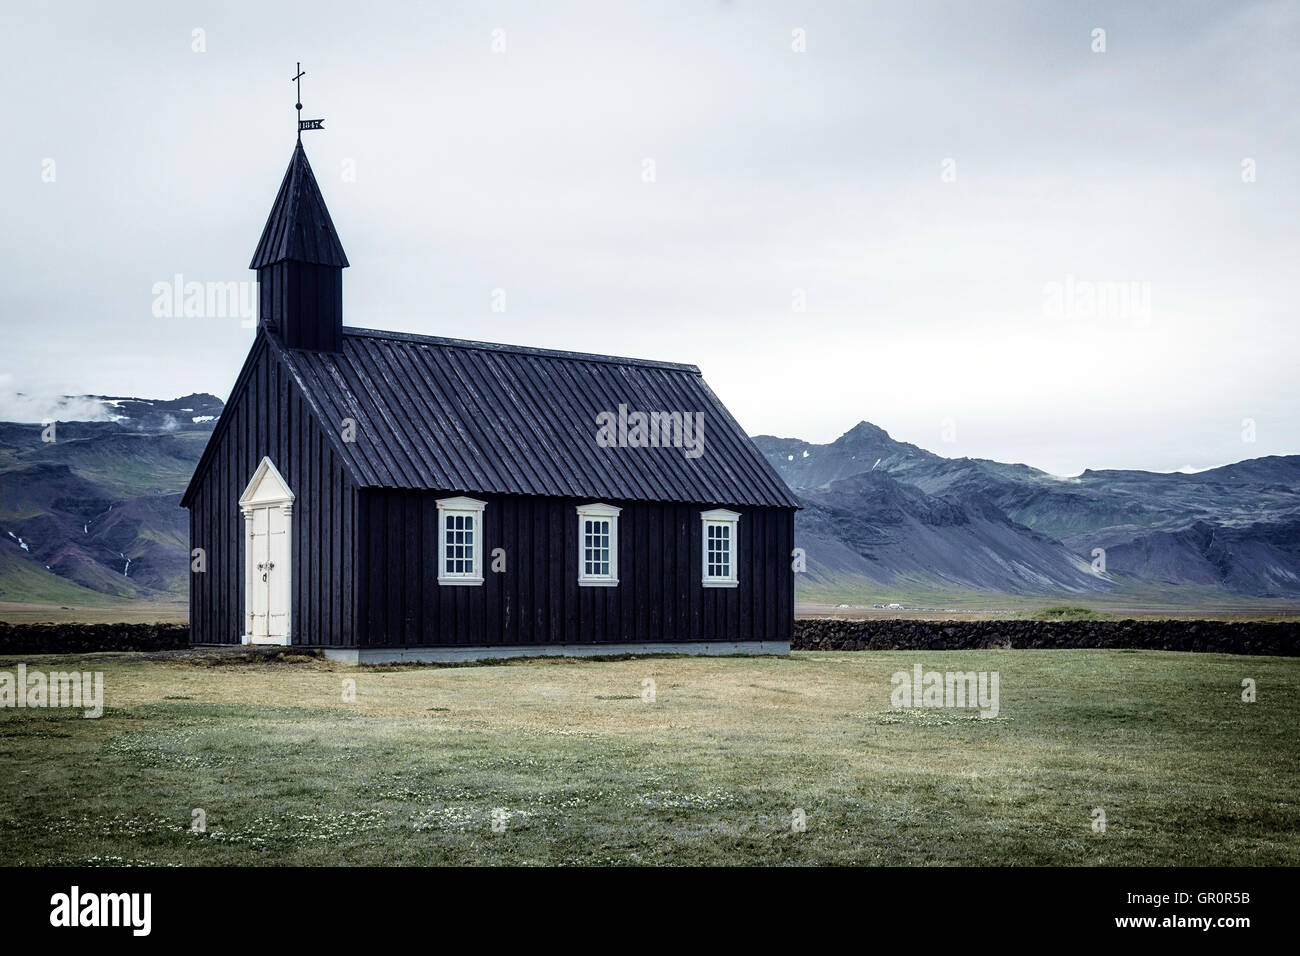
702;579;739;588
438;576;484;587
579;579;619;587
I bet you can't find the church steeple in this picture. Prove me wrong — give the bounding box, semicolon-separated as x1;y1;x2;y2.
251;140;348;351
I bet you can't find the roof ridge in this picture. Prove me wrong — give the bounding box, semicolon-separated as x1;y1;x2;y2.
338;326;702;373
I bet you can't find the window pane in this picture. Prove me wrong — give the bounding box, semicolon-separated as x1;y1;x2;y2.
580;515;614;578
442;510;482;576
705;521;734;579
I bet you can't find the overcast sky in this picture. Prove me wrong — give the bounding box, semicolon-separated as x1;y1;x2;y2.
1;0;1296;475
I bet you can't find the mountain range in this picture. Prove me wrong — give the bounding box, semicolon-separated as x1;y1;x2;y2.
752;422;1300;603
1;397;1297;617
0;395;220;614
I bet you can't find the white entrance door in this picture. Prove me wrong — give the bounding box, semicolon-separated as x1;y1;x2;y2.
238;458;294;645
248;505;290;640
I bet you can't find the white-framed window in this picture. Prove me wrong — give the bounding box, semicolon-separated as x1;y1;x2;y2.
437;496;486;585
701;509;740;587
577;502;621;586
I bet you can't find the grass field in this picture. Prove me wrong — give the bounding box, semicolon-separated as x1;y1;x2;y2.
794;572;1300;621
795;602;1300;622
0;600;189;625
1;649;1296;866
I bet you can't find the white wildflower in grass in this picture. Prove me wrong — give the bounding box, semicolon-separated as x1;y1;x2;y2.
44;812;188;840
865;711;1010;726
637;788;738;812
205;810;385;847
62;856;182;867
105;729;233;770
412;806;534;832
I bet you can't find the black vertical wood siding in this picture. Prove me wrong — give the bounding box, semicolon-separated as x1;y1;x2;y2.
189;334;795;650
355;490;794;648
187;337;358;645
257;261;343;352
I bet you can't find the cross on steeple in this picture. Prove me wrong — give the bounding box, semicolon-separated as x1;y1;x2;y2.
292;62;325;137
292;62;306;137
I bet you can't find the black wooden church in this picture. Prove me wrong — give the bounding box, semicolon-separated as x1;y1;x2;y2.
182;138;798;662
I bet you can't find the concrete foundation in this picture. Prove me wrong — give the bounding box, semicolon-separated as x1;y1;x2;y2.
320;640;791;664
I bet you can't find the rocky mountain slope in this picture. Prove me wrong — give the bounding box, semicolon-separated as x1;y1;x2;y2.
755;422;1300;599
0;396;220;609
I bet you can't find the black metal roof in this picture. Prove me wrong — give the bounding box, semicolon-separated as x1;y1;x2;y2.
249;141;350;269
272;327;799;508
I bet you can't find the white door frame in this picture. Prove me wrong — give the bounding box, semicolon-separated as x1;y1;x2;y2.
238;457;295;645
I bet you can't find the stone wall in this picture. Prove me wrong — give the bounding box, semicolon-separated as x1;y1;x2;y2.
793;619;1300;657
0;623;189;655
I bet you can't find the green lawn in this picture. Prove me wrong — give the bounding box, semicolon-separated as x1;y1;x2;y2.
1;649;1296;865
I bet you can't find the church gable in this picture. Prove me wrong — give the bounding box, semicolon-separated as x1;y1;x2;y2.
180;330;358;508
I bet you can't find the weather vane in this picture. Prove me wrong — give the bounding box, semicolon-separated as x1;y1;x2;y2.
293;62;325;138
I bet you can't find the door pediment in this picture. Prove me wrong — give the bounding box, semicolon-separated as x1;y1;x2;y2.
241;457;293;646
239;457;295;509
